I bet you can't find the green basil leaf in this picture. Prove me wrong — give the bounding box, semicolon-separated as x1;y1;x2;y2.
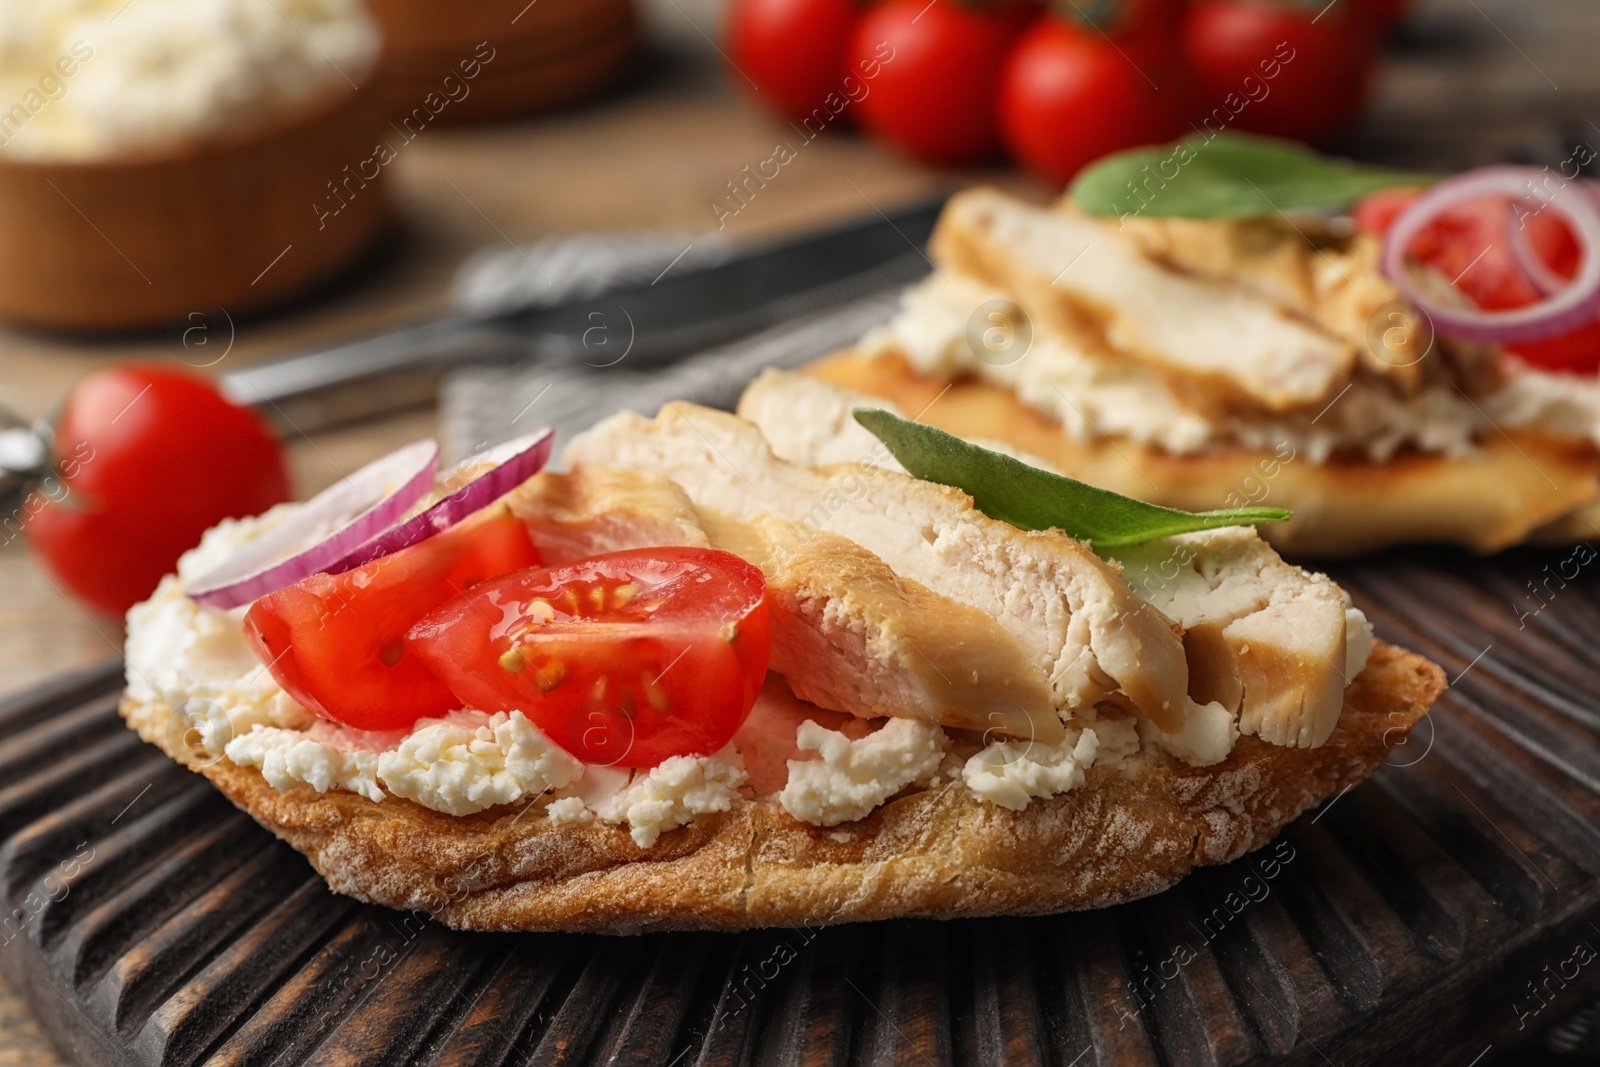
853;408;1291;548
1070;132;1435;220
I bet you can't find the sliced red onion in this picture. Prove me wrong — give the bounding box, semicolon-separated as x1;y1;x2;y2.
324;429;554;574
187;439;439;610
1381;166;1600;344
1507;199;1571;297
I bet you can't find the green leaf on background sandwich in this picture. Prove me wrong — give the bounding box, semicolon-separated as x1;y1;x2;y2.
854;408;1291;548
1070;132;1435;220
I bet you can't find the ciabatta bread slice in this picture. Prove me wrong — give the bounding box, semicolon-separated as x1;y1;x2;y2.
118;640;1445;932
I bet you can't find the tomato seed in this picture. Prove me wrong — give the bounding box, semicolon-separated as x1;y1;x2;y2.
534;660;566;692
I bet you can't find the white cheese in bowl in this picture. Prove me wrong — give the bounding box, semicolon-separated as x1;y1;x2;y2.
0;0;379;160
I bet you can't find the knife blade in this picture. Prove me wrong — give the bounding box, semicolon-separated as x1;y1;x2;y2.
223;195;946;434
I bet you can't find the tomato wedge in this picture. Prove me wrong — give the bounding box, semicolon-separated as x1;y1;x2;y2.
406;548;770;768
243;505;540;730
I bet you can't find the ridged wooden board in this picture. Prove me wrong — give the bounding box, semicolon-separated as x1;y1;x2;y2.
2;547;1599;1066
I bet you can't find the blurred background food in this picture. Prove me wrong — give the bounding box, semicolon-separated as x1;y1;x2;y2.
0;0;387;329
367;0;637;122
726;0;1404;181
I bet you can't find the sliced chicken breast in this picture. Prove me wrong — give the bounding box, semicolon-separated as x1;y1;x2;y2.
509;466;1061;742
742;369;1369;749
932;187;1355;414
565;402;1203;735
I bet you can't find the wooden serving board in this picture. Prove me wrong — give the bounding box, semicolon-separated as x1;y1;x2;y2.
1;545;1598;1066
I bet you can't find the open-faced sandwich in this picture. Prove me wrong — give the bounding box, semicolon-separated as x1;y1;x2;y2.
807;135;1600;554
121;369;1445;932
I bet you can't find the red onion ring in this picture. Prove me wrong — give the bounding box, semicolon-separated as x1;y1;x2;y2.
187;439;439;610
1507;199;1571;297
1381;166;1600;344
325;429;554;574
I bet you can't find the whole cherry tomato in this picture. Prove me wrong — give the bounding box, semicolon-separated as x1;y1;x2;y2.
25;365;289;616
846;0;1031;166
1182;0;1377;143
725;0;859;122
998;15;1185;184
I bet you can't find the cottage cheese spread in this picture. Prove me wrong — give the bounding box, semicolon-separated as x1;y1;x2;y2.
594;748;748;847
1482;358;1600;444
0;0;379;160
866;274;1600;463
226;724;383;802
125;506;313;755
777;718;948;826
377;711;585;816
964;728;1099;811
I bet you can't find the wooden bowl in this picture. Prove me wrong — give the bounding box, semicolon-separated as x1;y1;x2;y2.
0;83;391;332
366;0;636;123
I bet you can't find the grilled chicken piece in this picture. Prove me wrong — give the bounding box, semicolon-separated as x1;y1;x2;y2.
932;188;1356;414
565;402;1205;736
1110;530;1364;749
508;466;1061;742
741;369;1369;749
1117;215;1432;390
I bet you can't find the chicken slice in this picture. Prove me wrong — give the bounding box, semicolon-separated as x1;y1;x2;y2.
1115;214;1443;392
565;402;1202;735
1109;529;1357;749
742;369;1365;749
508;466;1061;742
931;187;1355;413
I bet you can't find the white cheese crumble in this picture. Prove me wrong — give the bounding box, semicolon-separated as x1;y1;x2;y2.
1139;700;1239;767
125;506;313;756
226;725;383;802
964;728;1099;811
0;0;380;160
545;796;593;826
777;718;947;827
595;748;748;847
1483;358;1600;446
376;712;584;817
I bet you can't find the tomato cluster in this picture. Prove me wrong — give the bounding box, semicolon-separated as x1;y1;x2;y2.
726;0;1406;182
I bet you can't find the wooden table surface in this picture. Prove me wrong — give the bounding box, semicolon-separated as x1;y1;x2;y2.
2;0;1597;1061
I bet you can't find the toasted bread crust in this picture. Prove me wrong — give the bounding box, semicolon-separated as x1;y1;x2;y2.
118;642;1442;933
809;348;1600;556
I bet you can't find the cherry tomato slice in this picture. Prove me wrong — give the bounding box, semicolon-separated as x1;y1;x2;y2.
407;547;770;768
243;505;540;731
